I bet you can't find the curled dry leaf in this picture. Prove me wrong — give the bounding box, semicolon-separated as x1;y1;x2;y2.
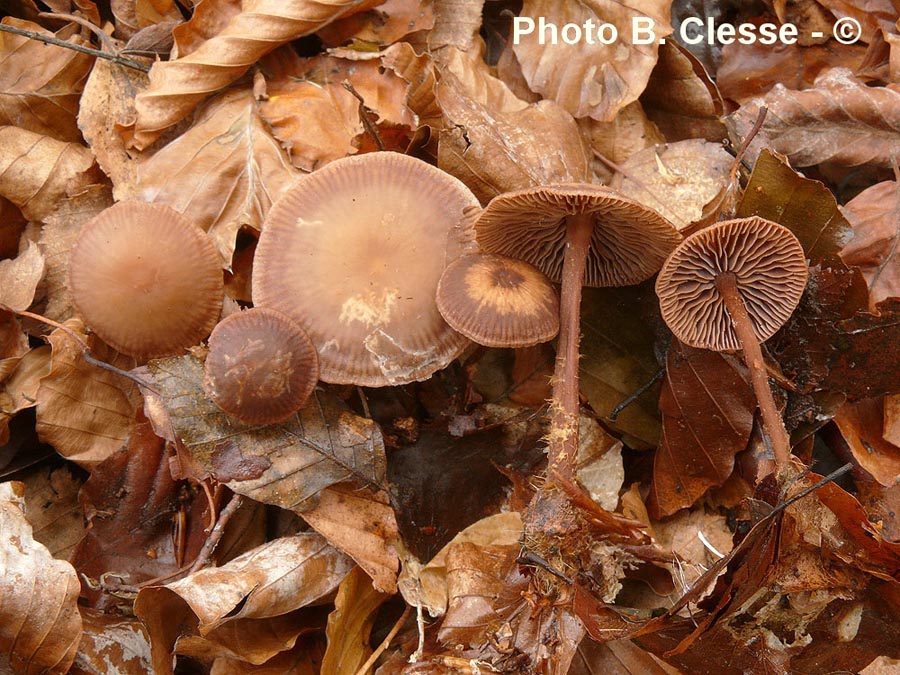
134;533;352;675
0;481;82;675
139;353;386;511
840;180;900;308
381;41;442;129
0;345;51;446
579;101;665;176
73;609;152;675
0;17;94;143
0;311;28;382
427;0;485;53
437;47;590;203
833;398;900;486
0;241;44;312
35;320;141;467
319;0;435;47
513;0;672;122
0;126;99;222
20;464;84;561
126;88;297;265
575;416;624;512
111;0;183;39
727;68;900;168
130;0;367;148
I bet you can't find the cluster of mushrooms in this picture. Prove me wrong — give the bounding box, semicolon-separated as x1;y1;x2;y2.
68;151;808;482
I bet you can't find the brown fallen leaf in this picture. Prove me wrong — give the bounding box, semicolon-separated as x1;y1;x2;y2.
209;634;325;675
816;0;897;44
512;0;672;122
0;481;82;675
579;102;665;177
130;0;368;148
575;416;624;512
319;0;435;47
727;68;900;168
139;352;386;511
570;638;683;675
0;311;28;382
0;196;26;260
427;0;484;53
833;398;900;486
0;344;51;446
0;17;94;143
381;41;442;129
20;463;84;562
840;179;900;308
72;609;152;675
0;126;99;222
0;240;44;312
111;0;183;39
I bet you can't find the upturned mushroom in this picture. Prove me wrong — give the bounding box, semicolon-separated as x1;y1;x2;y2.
476;185;681;484
68;201;223;359
204;308;319;424
435;253;559;348
252;152;480;387
655;217;808;469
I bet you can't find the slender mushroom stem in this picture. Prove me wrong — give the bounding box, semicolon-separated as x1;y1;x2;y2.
715;272;792;469
548;212;594;483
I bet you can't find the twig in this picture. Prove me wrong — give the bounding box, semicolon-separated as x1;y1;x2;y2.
355;605;412;675
343;81;385;151
0;21;150;72
727;105;767;187
408;599;425;663
188;492;243;574
608;367;665;421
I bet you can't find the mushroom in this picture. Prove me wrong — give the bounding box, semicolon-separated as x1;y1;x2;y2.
68;201;223;359
203;307;319;424
476;185;681;483
655;217;808;469
252;152;480;387
435;253;559;348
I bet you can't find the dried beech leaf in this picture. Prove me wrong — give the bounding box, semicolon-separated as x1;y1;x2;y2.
321;566;390;675
381;41;442;129
35;321;141;466
727;68;900;168
575;416;624;512
579;101;665;175
0;17;94;143
737;149;853;263
111;0;183;39
0;241;44;312
0;311;28;382
840;180;900;308
127;88;297;264
833;398;900;486
301;484;399;594
0;345;51;445
437;48;590;203
209;635;325;675
0;481;82;675
652;507;733;596
513;0;672;121
134;533;352;675
139;353;386;511
427;0;484;53
171;0;242;58
73;609;152;675
649;342;754;518
20;464;84;561
130;0;367;148
319;0;435;47
571;638;683;675
0;126;98;222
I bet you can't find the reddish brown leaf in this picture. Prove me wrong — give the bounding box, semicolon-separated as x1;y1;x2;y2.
319;0;435;47
833;398;900;486
72;609;152;675
0;241;44;312
20;464;84;561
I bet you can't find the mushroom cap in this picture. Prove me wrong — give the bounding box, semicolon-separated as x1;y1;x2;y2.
655;217;808;351
436;253;559;348
69;201;223;359
252;152;480;386
475;184;681;287
203;308;319;424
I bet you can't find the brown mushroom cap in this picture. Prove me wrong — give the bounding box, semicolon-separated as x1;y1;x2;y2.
252;152;480;386
655;217;808;351
436;253;559;348
69;201;223;359
475;184;681;287
203;308;319;424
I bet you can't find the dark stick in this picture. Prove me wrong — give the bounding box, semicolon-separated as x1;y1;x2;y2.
608;367;665;420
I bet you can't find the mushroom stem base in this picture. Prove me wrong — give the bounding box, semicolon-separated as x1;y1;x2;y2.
716;272;792;469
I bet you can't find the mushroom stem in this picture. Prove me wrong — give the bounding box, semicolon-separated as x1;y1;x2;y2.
548;212;594;482
715;272;792;469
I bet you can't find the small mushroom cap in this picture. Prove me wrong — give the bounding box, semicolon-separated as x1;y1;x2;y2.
253;152;480;387
203;308;319;424
475;184;681;287
655;217;809;351
68;201;223;359
436;254;559;348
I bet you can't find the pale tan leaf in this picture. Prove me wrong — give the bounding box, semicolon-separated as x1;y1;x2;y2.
20;464;84;562
72;609;152;675
319;0;435;47
0;311;28;382
0;345;51;445
35;320;141;467
0;241;44;312
0;126;99;222
834;398;900;487
138;353;386;511
727;68;900;168
381;41;441;129
575;416;624;513
126;88;297;264
0;481;82;675
513;0;672;121
301;484;399;593
579;101;664;175
130;0;369;148
0;17;94;143
427;0;484;53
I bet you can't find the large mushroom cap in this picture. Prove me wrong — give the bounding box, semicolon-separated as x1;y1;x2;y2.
204;308;319;424
69;201;223;359
252;152;480;386
475;184;681;287
436;253;559;348
655;217;808;351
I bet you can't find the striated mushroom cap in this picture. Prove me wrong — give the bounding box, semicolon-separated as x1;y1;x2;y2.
252;152;480;386
204;308;319;424
69;201;223;359
655;217;808;351
475;184;681;287
436;253;559;348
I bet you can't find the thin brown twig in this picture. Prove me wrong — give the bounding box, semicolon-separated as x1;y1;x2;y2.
0;21;150;72
188;492;243;574
343;81;385;151
355;605;412;675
